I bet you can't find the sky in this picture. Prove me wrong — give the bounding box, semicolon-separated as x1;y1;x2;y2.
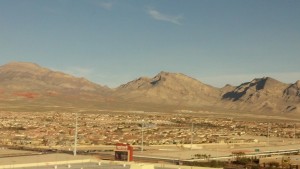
0;0;299;88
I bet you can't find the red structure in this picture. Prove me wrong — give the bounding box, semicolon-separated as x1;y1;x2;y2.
115;143;133;162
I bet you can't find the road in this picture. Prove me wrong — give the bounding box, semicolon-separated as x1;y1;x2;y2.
10;162;176;169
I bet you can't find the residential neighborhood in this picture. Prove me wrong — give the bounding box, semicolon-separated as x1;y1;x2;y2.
0;111;298;149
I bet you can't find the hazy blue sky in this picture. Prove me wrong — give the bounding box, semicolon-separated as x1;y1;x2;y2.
0;0;299;87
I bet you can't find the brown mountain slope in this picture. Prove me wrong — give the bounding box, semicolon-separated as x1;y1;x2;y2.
0;62;112;110
284;80;300;99
222;77;288;101
0;62;299;115
115;71;220;107
220;84;236;96
221;77;300;114
0;62;109;92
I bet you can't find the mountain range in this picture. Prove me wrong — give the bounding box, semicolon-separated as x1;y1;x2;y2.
0;62;299;116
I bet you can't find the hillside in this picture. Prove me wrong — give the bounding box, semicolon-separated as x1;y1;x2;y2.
0;62;112;110
221;77;300;114
0;62;109;92
115;71;220;106
0;62;299;115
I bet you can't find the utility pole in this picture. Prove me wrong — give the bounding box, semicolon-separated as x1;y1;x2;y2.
294;124;296;144
267;123;270;146
141;119;144;152
73;112;78;156
190;123;194;150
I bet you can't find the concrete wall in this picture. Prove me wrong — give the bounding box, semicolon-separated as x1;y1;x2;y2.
130;164;155;169
0;158;222;169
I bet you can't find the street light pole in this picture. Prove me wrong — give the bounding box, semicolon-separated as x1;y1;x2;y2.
142;119;144;152
294;124;296;144
73;112;78;156
190;123;194;150
267;123;270;146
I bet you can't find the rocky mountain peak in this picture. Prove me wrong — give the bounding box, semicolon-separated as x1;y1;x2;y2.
223;77;288;101
115;71;220;106
296;80;300;88
0;62;109;92
284;80;300;97
0;62;299;115
0;62;50;74
3;62;42;69
118;77;151;90
256;77;285;90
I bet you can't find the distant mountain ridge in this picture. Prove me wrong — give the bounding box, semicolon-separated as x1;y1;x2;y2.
284;80;300;98
222;77;288;101
0;62;109;92
0;62;299;115
221;77;299;114
115;71;220;106
0;62;111;106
